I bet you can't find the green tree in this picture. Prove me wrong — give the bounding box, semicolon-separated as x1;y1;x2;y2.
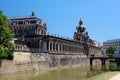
0;10;14;59
106;46;116;57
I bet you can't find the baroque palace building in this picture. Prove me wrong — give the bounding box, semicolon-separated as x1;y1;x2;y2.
8;12;101;62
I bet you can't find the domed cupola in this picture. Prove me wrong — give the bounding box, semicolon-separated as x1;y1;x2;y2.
74;17;89;43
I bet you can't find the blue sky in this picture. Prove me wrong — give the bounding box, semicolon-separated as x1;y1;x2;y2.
1;0;120;43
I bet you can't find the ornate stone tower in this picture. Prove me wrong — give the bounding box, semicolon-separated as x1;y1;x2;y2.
74;17;89;43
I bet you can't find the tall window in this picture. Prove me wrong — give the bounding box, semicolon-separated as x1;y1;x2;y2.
62;45;64;52
53;43;55;51
56;44;58;51
30;20;36;24
60;44;61;52
31;27;35;35
50;43;52;51
18;21;23;25
41;29;44;35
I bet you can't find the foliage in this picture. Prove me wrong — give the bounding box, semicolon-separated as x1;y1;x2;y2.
106;46;116;57
0;10;14;59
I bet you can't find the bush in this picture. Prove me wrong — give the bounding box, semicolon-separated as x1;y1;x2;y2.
106;46;116;57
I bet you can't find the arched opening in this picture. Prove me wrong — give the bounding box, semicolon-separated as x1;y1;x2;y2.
50;42;52;51
53;43;55;51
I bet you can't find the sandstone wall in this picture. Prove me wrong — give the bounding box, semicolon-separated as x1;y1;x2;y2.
0;59;48;74
14;52;48;62
48;54;89;67
0;52;90;74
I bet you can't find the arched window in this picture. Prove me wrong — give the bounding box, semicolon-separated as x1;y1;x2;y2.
15;45;17;49
62;45;64;52
21;46;22;50
56;43;58;51
41;29;44;35
53;43;55;51
50;42;52;51
30;20;36;24
18;45;20;50
26;41;32;48
60;44;61;52
18;21;23;25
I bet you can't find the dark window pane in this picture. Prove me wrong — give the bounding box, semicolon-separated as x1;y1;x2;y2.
18;21;23;25
30;20;36;24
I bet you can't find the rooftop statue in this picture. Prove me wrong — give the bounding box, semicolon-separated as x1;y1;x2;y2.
79;17;83;26
76;17;86;32
32;11;35;16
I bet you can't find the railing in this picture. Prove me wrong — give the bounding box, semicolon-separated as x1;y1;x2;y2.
15;48;41;53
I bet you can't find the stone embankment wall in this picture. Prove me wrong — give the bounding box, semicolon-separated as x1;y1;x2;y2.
0;52;90;74
0;60;48;74
48;54;89;67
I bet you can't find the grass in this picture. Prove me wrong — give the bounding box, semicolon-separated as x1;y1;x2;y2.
86;71;119;80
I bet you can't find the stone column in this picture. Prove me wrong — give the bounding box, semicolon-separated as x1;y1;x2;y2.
48;41;50;51
54;42;56;52
39;40;42;51
58;42;60;52
62;44;64;52
61;43;63;52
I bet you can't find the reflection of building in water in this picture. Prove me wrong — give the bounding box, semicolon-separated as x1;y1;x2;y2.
8;12;101;59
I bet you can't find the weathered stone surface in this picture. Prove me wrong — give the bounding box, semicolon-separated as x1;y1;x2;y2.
0;52;90;74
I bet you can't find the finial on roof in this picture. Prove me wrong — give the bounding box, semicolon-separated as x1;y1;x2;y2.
32;11;34;16
79;17;83;26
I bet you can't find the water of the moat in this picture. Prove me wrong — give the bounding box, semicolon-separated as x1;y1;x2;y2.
0;63;119;80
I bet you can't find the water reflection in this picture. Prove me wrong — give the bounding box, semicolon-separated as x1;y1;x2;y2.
0;63;119;80
109;62;120;71
29;64;110;80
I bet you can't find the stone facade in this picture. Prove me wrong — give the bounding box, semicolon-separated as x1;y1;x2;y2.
8;12;101;66
0;12;103;74
0;59;48;74
8;12;47;38
0;55;89;74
